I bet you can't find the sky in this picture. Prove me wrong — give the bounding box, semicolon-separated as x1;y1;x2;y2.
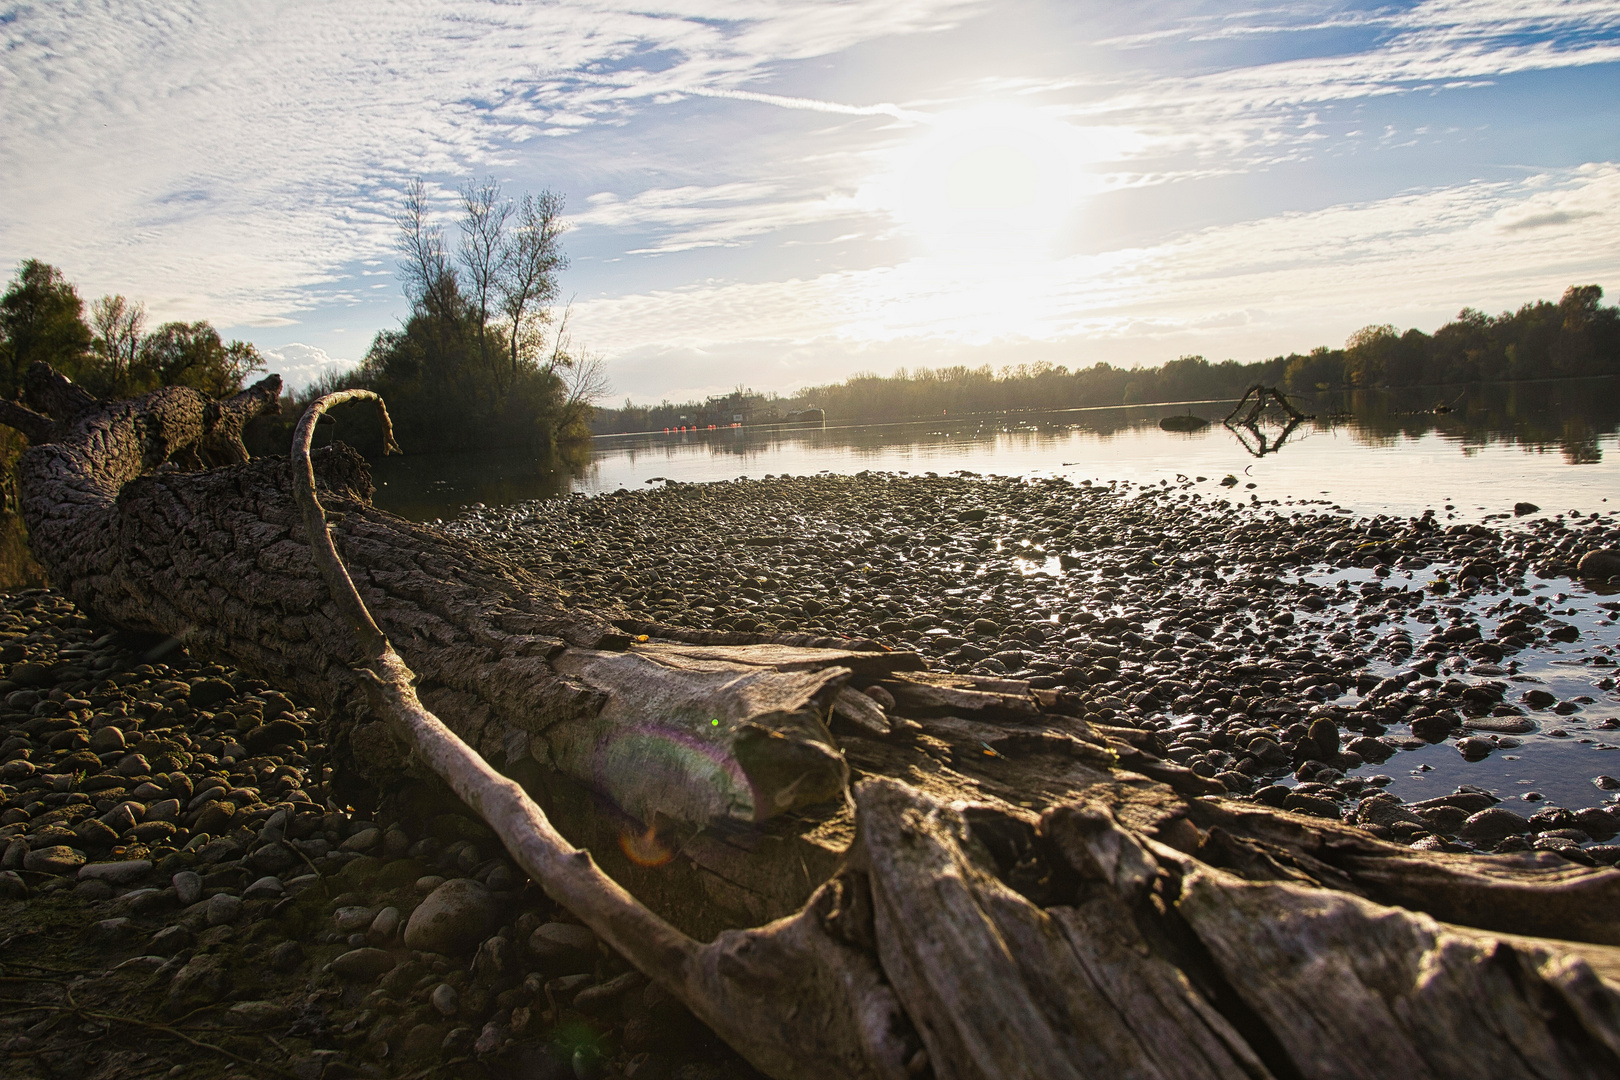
3;1;1619;403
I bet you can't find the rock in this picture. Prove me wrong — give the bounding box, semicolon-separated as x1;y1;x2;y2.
149;925;194;955
245;841;298;876
403;878;496;955
79;859;153;885
369;906;401;944
115;752;151;777
1577;549;1620;580
1521;689;1556;709
23;845;85;875
339;827;380;853
243;718;304;755
173;870;203;906
1513;502;1539;516
1352;794;1426;830
143;798;181;823
270;940;304;972
189;678;237;710
472;934;514;986
86;917;137;946
1459;807;1532;844
88;726;127;754
334;906;376;933
206;892;242;926
431;982;460;1016
73;818;120;848
1282;793;1341;819
330;947;396;980
244;875;284;900
529;921;597;960
167;955;232;1009
0;870;28;899
1410;713;1455;742
193;800;236;835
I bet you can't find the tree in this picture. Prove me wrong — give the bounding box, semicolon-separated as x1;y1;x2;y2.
498;189;568;379
88;293;147;397
135;320;265;398
0;260;93;396
458;177;512;389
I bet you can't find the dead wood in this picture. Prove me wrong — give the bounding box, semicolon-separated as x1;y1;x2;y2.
6;365;1620;1079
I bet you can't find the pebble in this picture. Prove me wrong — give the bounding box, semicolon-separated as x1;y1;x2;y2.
430;982;460;1016
173;870;203;906
206;893;242;926
402;878;496;955
330;947;396;980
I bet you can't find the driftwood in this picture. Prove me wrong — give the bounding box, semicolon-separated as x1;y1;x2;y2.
8;363;1620;1079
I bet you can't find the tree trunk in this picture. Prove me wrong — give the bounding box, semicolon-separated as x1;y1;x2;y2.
8;364;1620;1080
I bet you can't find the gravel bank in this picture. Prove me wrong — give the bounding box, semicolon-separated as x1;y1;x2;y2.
449;470;1620;852
1;469;1618;1077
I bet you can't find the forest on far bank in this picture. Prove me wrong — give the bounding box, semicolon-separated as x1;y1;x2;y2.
592;283;1620;433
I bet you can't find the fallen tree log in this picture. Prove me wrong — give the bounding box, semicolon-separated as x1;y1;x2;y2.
7;364;1620;1078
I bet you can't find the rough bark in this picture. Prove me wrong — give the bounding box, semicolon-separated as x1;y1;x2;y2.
8;365;1620;1080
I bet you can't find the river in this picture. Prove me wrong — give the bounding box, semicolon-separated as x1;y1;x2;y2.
369;376;1620;525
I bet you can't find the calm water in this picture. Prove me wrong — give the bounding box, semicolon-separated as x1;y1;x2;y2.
370;377;1620;523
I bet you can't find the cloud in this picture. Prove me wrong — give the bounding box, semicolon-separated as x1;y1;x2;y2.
574;162;1620;400
1499;209;1601;231
0;0;983;322
261;342;356;392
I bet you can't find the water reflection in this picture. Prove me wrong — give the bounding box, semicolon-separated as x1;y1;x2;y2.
367;375;1620;523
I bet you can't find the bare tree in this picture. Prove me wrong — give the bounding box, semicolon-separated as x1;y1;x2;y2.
457;177;512;388
89;294;145;390
498;190;568;378
396;179;460;328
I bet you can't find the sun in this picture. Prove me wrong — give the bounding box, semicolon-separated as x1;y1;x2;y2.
879;104;1090;262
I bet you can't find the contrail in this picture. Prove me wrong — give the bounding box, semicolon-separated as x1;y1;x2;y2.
685;87;930;123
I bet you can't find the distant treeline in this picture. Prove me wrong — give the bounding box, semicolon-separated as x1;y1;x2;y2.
592;284;1618;431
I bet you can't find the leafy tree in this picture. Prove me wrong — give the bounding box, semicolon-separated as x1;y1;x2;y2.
135;321;265;398
0;260;93;396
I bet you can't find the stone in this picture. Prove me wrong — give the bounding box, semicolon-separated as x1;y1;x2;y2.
149;925;194;955
193;800;236;835
1513;502;1539;516
403;878;496;955
73;818;120;848
143;798;181;823
339;827;380;853
334;905;376;933
86;917;137;946
369;906;401;944
79;859;153;885
189;679;237;710
529;921;598;959
0;870;28;899
88;726;127;754
431;982;460;1016
270;940;305;972
1576;549;1620;580
330;947;395;980
173;870;203;906
245;842;298;876
1282;793;1340;819
206;892;242;926
1460;807;1532;844
23;845;85;875
1352;794;1426;831
244;875;284;900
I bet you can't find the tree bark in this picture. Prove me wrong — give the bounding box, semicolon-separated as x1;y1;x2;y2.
8;365;1620;1080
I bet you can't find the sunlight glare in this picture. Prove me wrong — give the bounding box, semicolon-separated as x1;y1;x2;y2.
879;104;1092;262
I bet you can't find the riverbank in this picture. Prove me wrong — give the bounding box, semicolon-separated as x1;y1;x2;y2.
1;470;1618;1077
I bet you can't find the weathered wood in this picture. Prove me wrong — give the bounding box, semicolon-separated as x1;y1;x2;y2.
8;367;1620;1080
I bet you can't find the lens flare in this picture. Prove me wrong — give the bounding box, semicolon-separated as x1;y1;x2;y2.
618;823;675;867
